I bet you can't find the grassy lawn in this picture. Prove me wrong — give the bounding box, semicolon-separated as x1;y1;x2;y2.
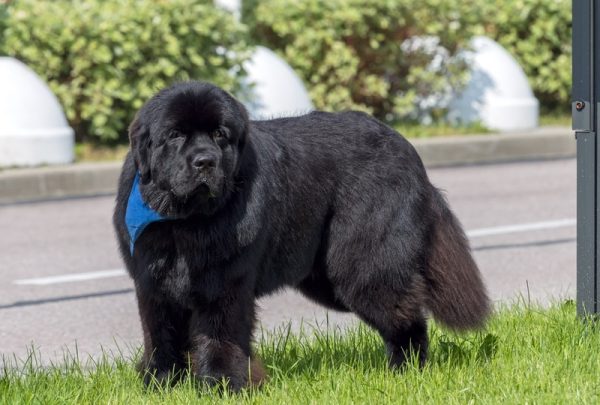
74;143;129;163
2;301;599;404
539;112;572;127
395;121;490;138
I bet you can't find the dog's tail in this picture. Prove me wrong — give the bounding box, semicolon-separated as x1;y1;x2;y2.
424;189;491;330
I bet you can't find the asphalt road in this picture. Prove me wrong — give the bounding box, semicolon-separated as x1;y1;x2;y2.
0;158;576;363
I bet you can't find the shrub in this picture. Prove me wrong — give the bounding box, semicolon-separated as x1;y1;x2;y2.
0;1;10;54
2;0;252;143
477;0;571;112
246;0;480;124
247;0;571;120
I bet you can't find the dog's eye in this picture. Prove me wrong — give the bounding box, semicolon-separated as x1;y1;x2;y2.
212;128;227;141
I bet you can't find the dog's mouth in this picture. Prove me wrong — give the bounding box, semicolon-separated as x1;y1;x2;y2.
195;182;212;197
149;171;227;217
166;176;227;216
171;181;215;202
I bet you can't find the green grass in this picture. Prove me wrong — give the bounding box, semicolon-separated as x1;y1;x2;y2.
2;301;600;404
396;121;491;138
539;112;572;127
398;111;572;138
74;143;129;163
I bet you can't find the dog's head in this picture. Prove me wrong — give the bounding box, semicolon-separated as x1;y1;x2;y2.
129;81;249;217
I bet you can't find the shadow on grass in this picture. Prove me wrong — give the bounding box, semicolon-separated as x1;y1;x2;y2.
256;321;388;378
256;318;501;379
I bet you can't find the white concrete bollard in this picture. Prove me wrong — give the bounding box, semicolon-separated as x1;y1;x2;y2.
0;57;75;167
213;1;313;119
241;46;314;120
448;36;539;132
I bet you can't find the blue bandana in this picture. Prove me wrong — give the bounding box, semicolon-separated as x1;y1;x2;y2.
125;173;167;254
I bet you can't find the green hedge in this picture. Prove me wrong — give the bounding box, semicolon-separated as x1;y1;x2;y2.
477;0;571;113
2;0;252;143
1;0;571;144
246;0;478;123
246;0;571;121
0;2;8;52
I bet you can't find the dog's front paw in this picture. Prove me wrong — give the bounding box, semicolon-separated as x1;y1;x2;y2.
195;368;248;392
142;367;174;388
192;340;265;392
138;357;183;388
194;357;266;392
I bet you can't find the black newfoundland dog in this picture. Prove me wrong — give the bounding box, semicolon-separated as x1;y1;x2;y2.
113;81;489;390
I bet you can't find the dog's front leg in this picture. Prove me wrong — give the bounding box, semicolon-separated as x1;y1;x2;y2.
189;285;265;392
135;286;192;387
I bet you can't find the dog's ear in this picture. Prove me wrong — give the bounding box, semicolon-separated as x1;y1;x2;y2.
128;115;151;183
235;99;250;152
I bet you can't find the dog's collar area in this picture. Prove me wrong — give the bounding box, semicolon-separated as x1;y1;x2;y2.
125;173;168;254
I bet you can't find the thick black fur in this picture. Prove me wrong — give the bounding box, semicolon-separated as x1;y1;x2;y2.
113;81;490;390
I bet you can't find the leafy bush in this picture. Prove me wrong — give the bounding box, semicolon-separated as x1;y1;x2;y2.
0;1;10;54
1;0;571;145
2;0;251;143
477;0;571;112
247;0;571;120
246;0;480;124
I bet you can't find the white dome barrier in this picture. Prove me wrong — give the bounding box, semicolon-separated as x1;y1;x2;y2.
0;57;75;167
448;36;539;132
213;1;315;119
241;46;314;120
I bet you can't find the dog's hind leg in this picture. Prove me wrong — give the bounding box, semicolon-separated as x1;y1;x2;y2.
325;206;432;368
339;275;430;368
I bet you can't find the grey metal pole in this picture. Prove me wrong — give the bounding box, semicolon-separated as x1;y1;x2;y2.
574;0;599;316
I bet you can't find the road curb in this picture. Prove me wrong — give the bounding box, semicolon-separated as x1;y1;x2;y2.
0;126;574;204
412;126;574;167
0;162;122;204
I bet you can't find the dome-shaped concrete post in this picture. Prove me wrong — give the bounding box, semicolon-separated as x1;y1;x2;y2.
0;57;75;167
448;36;539;132
242;46;314;119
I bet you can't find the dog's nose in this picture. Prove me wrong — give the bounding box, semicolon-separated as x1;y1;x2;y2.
192;155;216;171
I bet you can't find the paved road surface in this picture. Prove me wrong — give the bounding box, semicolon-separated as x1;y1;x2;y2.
0;158;576;362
